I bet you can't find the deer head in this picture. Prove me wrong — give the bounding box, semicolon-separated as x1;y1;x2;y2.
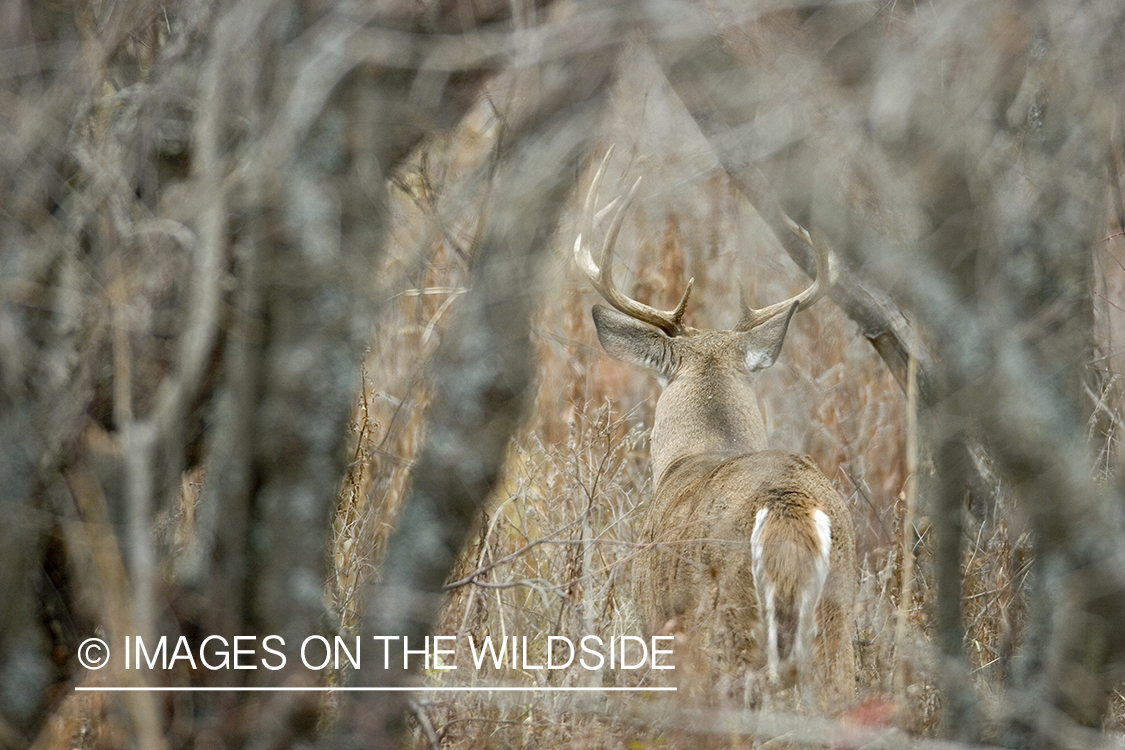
574;152;832;483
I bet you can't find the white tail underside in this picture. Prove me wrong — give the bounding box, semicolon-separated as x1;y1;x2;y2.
751;506;833;682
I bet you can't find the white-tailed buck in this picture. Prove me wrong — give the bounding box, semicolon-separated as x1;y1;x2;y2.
575;155;856;708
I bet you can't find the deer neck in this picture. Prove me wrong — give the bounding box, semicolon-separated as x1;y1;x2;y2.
649;373;767;486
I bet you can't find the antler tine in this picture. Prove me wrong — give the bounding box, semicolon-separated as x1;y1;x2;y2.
736;215;833;332
574;151;630;284
574;150;693;336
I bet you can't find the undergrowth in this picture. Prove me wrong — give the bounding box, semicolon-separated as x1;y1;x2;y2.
321;109;1083;746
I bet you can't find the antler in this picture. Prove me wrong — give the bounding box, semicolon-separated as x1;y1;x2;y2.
574;149;693;337
735;214;833;332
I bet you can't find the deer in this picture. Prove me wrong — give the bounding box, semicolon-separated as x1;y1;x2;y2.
574;154;857;709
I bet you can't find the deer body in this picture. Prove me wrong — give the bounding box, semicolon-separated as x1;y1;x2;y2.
577;155;856;708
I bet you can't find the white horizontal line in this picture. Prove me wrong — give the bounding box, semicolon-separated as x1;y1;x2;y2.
75;686;676;693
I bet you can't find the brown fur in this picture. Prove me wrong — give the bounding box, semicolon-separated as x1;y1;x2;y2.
755;490;824;662
634;451;856;707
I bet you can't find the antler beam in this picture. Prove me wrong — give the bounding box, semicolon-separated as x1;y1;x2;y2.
735;214;833;332
574;149;693;337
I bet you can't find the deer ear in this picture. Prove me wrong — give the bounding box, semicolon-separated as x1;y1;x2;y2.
591;305;676;378
741;302;797;372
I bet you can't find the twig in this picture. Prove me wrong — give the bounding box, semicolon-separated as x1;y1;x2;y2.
408;698;442;750
894;352;920;702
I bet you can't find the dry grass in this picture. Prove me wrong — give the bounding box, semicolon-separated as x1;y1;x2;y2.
322;96;910;746
31;37;1125;750
314;78;1125;744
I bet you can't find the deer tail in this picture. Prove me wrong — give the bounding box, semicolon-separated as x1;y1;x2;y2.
750;502;832;682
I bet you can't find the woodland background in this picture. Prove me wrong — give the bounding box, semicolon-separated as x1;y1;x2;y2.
3;0;1125;748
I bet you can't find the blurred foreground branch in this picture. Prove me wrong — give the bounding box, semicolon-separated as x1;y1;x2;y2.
332;13;625;750
642;0;1125;741
4;0;1125;747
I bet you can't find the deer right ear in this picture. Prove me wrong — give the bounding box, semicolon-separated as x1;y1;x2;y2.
741;302;798;372
591;305;676;378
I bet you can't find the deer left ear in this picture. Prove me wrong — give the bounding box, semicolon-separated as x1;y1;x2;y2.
741;302;798;372
591;304;676;378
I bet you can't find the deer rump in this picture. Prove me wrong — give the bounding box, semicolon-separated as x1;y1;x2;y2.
635;450;854;695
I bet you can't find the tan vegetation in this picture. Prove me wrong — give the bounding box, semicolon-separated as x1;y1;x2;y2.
323;119;1122;745
6;1;1125;748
